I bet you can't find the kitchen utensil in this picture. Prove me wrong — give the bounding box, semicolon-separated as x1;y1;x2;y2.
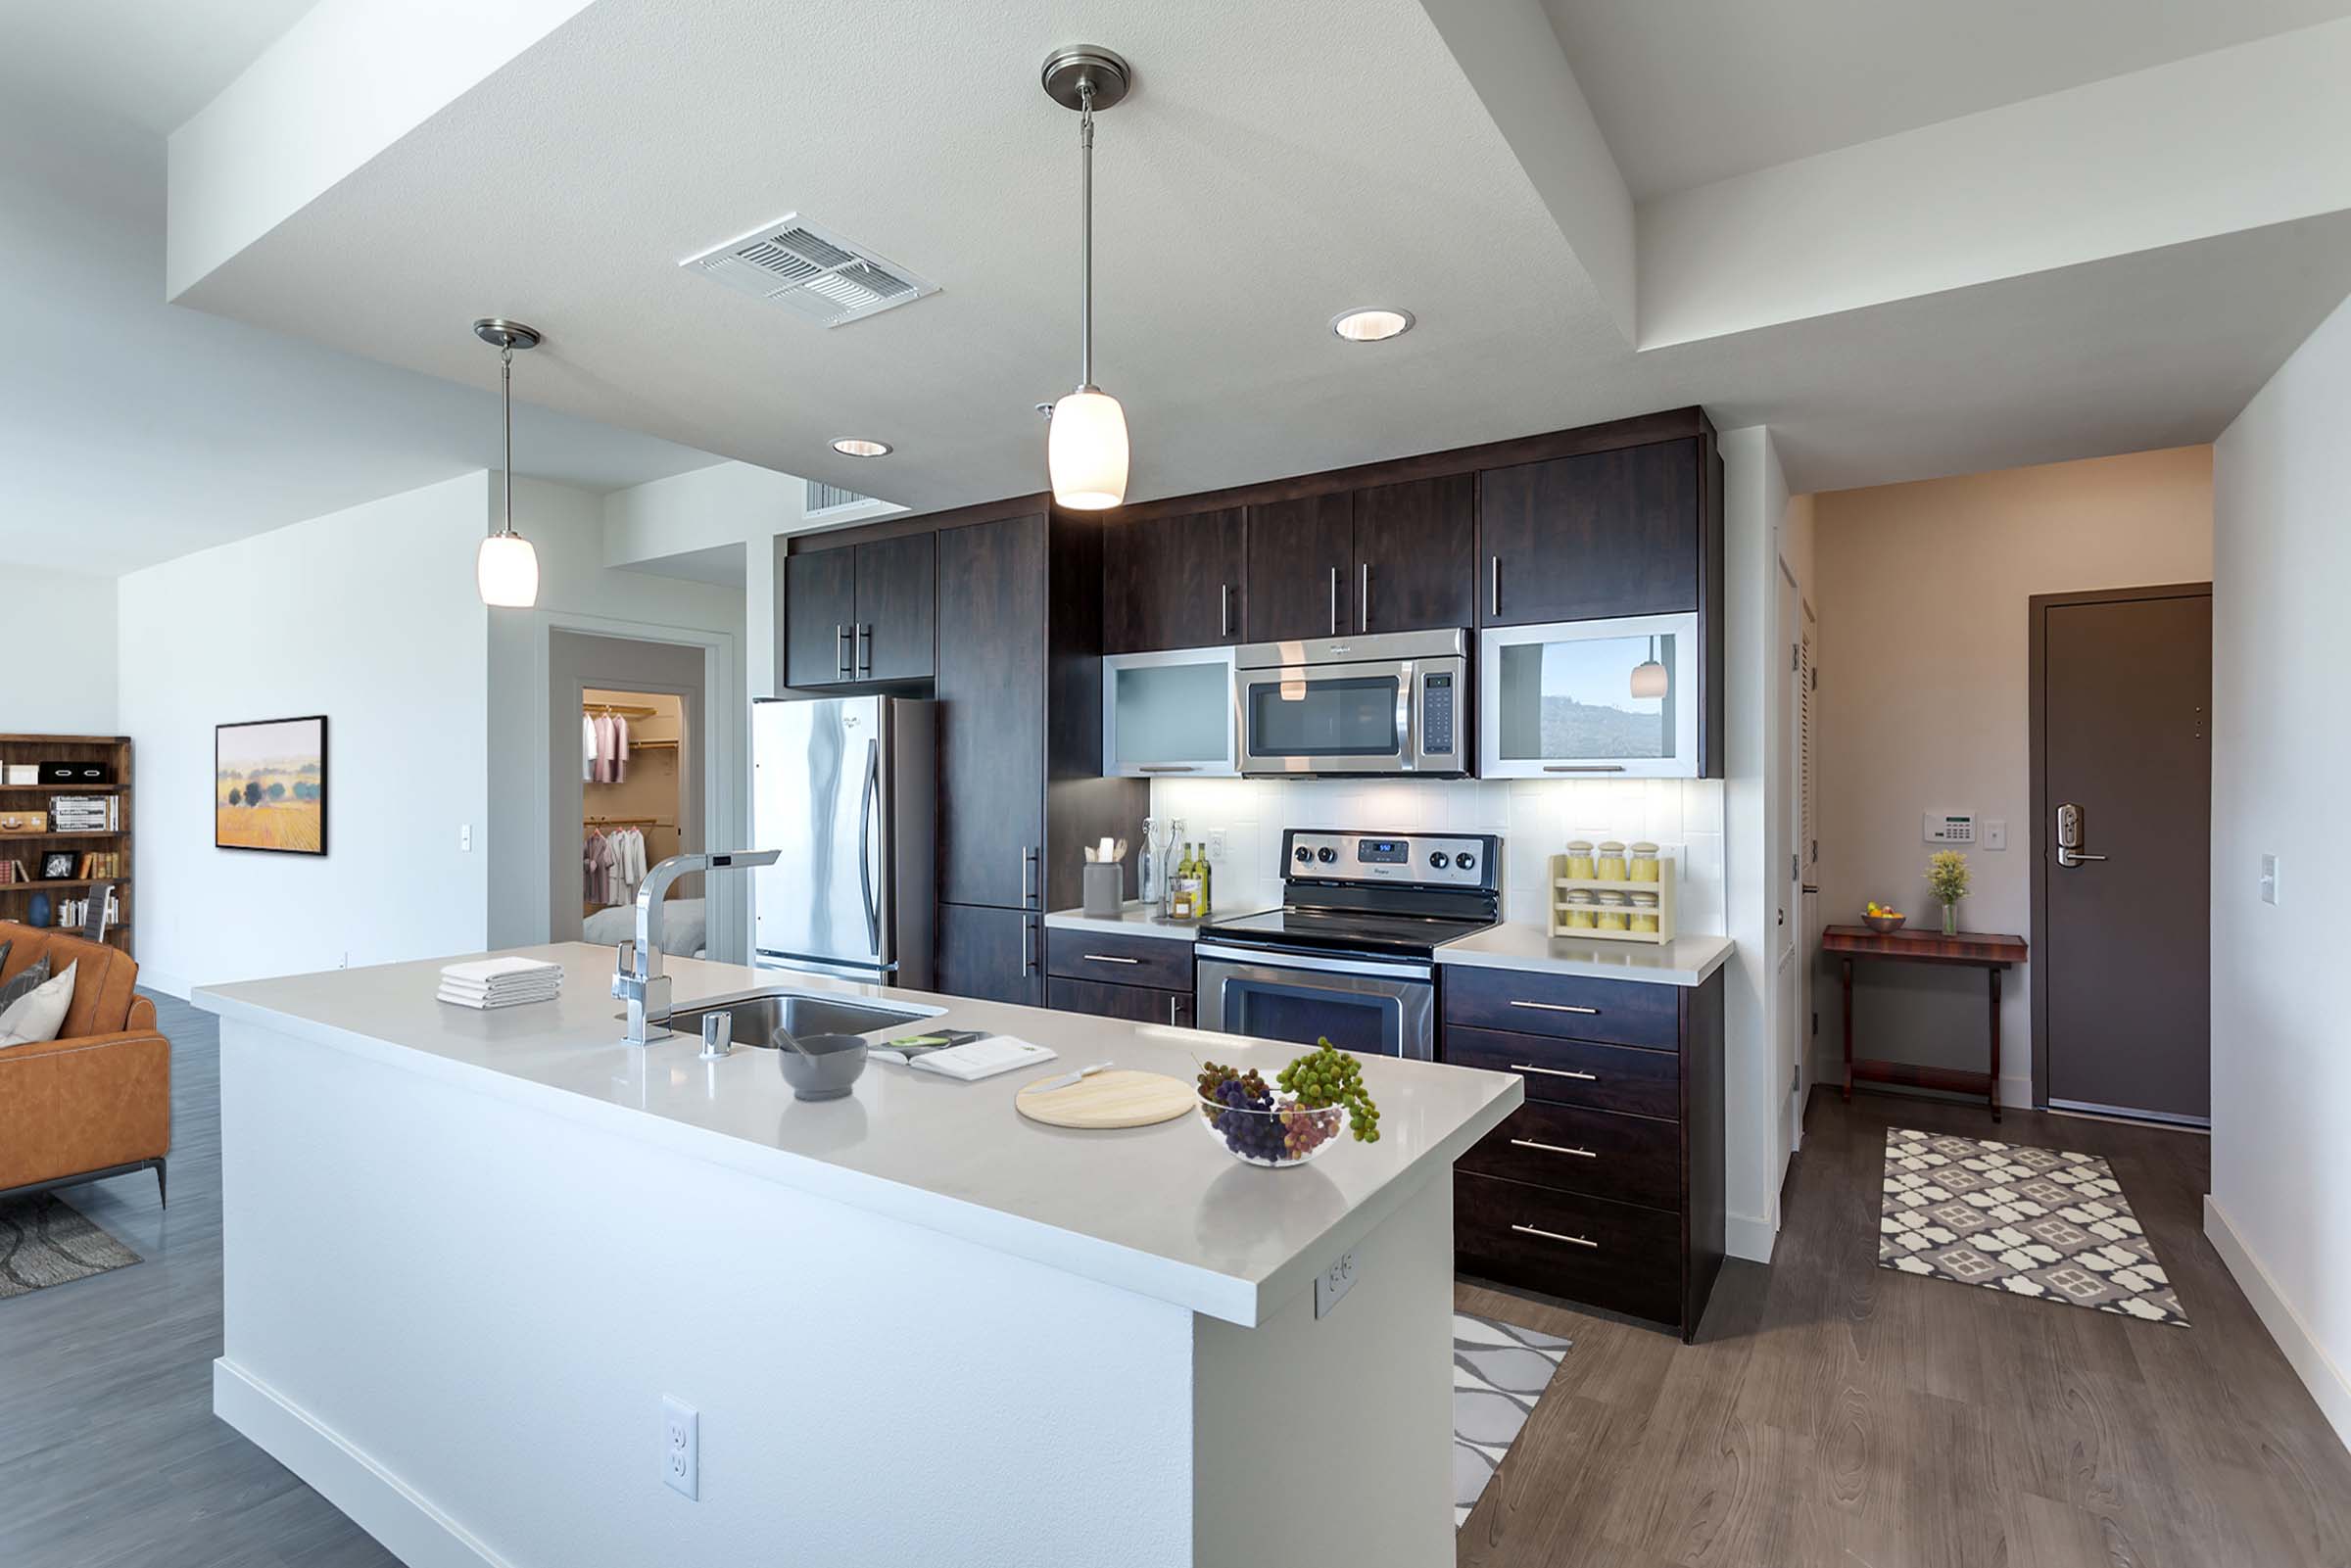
1862;912;1907;934
1081;836;1129;863
1197;1090;1346;1168
1030;1060;1116;1094
774;1031;868;1100
1015;1069;1193;1128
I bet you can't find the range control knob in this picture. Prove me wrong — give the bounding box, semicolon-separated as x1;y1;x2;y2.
1454;852;1477;872
1427;851;1451;870
1316;846;1338;864
1293;845;1314;864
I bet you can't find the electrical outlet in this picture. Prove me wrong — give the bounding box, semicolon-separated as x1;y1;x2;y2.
1207;828;1227;863
1314;1249;1359;1318
662;1396;698;1499
338;952;348;970
1983;819;2007;851
2260;854;2280;907
458;823;472;852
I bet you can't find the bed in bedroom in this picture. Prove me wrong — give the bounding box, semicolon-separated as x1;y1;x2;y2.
581;897;706;960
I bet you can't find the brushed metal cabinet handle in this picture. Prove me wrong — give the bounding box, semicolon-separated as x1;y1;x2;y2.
1510;1138;1597;1159
1510;999;1600;1015
1137;765;1199;774
1328;566;1339;635
836;624;850;679
1511;1223;1597;1249
1544;764;1627;774
1083;953;1140;965
1168;994;1179;1025
1220;584;1231;640
1512;1063;1599;1081
1021;918;1034;977
1489;556;1500;618
1359;562;1369;632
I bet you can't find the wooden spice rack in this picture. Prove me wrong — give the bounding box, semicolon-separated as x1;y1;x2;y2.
1549;852;1677;944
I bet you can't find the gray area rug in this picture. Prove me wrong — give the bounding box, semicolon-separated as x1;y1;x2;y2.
1455;1312;1572;1528
1879;1126;2187;1326
0;1192;143;1298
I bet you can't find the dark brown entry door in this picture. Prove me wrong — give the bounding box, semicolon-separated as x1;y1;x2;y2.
2035;586;2211;1123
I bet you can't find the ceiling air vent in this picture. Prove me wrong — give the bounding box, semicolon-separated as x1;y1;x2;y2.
681;215;937;327
806;480;867;514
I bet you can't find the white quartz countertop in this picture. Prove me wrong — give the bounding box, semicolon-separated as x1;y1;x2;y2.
194;944;1518;1327
1434;924;1735;986
1042;903;1205;941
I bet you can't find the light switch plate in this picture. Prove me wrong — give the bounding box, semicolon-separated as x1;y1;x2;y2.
1314;1250;1359;1318
2260;854;2280;906
1983;819;2007;851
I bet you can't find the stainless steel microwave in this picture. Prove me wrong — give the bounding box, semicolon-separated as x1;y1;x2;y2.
1235;629;1467;777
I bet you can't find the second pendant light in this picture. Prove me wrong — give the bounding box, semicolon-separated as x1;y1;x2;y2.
1041;46;1131;510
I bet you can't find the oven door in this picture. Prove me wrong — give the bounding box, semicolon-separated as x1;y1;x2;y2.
1194;943;1436;1060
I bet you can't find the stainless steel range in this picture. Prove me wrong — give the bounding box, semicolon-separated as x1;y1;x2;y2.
1194;830;1502;1060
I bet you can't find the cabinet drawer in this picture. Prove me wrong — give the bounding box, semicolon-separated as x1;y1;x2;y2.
1442;965;1679;1051
1459;1101;1682;1212
1442;1025;1681;1120
1455;1171;1682;1327
1044;927;1195;991
1046;976;1193;1028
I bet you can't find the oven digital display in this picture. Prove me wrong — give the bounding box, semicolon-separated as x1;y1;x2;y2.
1356;838;1410;864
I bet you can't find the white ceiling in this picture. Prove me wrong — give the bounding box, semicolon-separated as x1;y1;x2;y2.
0;0;318;134
618;542;747;589
0;31;724;576
1544;0;2351;200
166;0;2351;507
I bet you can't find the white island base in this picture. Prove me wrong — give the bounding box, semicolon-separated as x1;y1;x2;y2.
202;952;1504;1568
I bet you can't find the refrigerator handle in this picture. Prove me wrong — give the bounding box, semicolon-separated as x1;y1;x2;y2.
858;736;881;953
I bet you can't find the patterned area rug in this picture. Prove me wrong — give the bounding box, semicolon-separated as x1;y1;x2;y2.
0;1192;142;1298
1455;1313;1572;1527
1878;1126;2186;1326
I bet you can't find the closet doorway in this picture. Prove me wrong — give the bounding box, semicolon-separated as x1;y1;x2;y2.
548;633;707;951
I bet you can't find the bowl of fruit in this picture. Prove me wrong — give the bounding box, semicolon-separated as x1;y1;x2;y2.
1862;901;1906;934
1197;1042;1381;1168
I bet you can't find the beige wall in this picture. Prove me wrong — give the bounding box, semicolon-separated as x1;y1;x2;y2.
1811;447;2213;1103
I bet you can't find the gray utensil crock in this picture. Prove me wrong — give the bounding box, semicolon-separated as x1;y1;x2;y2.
1081;861;1124;918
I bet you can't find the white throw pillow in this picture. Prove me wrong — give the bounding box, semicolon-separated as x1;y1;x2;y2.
0;960;76;1048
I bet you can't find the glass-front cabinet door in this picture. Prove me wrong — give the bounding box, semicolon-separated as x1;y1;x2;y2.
1478;614;1700;778
1101;646;1240;777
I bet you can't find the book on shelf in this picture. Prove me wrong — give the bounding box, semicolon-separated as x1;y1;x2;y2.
48;794;120;831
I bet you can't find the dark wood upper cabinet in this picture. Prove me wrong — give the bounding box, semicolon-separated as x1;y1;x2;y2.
934;513;1046;910
853;533;934;682
1354;474;1475;633
784;533;935;686
1478;438;1701;627
783;547;856;687
1101;506;1245;653
1245;493;1355;641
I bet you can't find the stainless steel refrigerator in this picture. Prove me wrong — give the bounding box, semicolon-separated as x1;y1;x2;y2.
750;695;935;987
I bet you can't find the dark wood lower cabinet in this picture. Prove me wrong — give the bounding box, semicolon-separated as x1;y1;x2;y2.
1046;975;1192;1028
1442;968;1724;1342
935;903;1040;1007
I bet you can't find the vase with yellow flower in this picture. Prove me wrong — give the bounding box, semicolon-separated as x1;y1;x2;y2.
1926;849;1971;937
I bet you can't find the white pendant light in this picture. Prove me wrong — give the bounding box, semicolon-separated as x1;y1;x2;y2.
473;318;543;607
1630;635;1669;699
1041;47;1132;510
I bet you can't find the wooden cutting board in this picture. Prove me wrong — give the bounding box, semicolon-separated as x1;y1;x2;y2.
1016;1069;1195;1129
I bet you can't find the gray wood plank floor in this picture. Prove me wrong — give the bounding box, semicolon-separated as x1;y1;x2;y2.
7;999;2344;1566
0;991;400;1568
1457;1088;2351;1568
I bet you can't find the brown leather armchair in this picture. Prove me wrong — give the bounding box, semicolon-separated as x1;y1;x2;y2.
0;928;170;1205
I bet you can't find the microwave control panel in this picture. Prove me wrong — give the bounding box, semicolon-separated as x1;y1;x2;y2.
1420;673;1456;754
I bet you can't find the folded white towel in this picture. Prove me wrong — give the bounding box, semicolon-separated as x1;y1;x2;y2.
437;984;559;1011
442;956;564;984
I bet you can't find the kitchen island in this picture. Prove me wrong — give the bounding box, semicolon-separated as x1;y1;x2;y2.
195;943;1520;1568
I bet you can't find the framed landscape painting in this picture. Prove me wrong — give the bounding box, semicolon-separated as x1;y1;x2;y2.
216;716;327;855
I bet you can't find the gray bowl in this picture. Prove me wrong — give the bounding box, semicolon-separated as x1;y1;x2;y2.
774;1032;869;1101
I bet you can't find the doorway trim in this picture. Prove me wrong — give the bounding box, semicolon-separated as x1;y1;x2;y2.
2026;580;2212;1111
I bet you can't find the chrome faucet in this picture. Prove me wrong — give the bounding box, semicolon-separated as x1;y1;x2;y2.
613;850;780;1045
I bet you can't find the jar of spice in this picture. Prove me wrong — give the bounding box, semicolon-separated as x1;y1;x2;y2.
1564;839;1596;879
1561;889;1597;929
1596;891;1630;931
1630;891;1660;933
1596;840;1628;881
1629;841;1660;882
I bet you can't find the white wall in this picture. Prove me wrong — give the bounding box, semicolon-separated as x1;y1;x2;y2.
1809;448;2214;1104
10;567;119;734
2207;289;2351;1450
117;474;492;995
486;478;748;954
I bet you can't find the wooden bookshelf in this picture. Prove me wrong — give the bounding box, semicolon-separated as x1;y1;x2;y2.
0;734;132;958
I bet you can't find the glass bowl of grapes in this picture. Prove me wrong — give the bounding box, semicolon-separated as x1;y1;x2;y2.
1196;1043;1380;1169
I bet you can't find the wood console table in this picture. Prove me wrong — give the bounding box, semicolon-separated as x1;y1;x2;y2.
1823;925;2028;1120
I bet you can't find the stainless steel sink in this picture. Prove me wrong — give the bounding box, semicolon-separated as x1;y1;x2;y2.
657;989;938;1048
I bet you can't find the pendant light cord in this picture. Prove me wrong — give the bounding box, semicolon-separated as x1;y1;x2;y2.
500;344;515;537
1079;76;1094;391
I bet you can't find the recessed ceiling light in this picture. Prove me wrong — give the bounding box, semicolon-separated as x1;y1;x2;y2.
831;438;891;457
1331;308;1414;343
